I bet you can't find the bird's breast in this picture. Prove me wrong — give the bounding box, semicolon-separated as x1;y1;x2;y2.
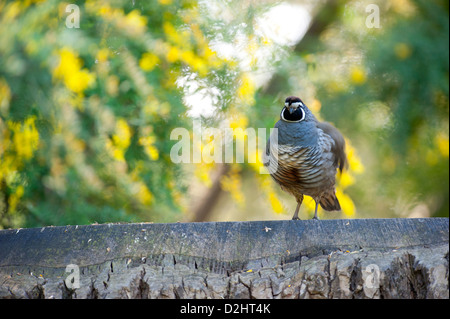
268;143;335;196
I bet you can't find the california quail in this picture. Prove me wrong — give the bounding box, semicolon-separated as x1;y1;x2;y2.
264;96;347;220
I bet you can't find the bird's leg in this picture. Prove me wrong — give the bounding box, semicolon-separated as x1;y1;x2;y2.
292;202;301;220
292;195;303;220
312;201;320;220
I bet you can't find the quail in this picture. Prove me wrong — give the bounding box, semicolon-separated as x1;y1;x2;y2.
264;96;347;220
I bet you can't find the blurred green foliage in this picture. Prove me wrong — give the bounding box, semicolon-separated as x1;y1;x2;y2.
250;0;449;219
0;0;243;227
317;0;449;218
0;0;448;228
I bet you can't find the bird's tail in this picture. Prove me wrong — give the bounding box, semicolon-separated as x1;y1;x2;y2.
319;192;341;211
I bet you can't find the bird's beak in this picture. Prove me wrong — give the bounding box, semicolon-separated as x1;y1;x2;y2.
288;106;295;114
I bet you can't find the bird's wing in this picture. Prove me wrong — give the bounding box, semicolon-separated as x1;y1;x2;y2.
316;121;348;173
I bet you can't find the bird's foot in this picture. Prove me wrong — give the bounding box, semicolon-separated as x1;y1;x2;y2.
292;217;301;221
312;216;320;221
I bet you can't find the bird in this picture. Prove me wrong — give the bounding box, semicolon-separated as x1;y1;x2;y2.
264;96;347;220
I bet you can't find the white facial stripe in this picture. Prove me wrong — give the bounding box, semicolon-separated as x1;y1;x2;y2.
298;107;305;121
291;101;303;108
285;102;289;107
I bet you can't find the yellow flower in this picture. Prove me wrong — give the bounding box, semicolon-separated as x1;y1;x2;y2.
0;78;11;114
53;48;82;79
303;196;316;213
258;175;286;215
391;0;416;17
163;22;182;45
106;140;124;162
136;182;153;205
350;66;366;85
268;191;284;214
158;0;173;5
166;46;181;63
346;140;365;174
237;74;256;105
1;117;39;202
8;185;24;213
8;116;40;160
96;48;110;63
220;166;245;206
229;113;249;130
96;4;114;16
147;146;159;161
338;171;355;189
194;161;213;188
196;169;212;187
329;80;347;93
308;99;322;114
139;136;159;161
107;119;132;162
179;50;208;76
113;119;132;150
3;2;21;21
336;188;356;217
53;48;95;93
228;112;249;146
261;37;271;46
65;69;95;94
435;132;449;158
123;10;147;35
139;52;160;72
192;57;208;77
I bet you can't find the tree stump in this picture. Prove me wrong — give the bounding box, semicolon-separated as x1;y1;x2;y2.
0;218;448;299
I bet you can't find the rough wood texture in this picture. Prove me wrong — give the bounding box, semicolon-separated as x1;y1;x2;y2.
0;218;448;299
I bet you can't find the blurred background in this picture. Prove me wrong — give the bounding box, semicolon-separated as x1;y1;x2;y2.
0;0;448;229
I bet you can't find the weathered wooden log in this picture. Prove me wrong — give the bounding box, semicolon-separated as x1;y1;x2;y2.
0;218;448;299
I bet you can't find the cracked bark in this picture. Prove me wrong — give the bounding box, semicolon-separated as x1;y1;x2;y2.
0;218;448;299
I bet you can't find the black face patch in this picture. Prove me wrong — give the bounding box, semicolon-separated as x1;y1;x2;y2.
282;107;305;122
